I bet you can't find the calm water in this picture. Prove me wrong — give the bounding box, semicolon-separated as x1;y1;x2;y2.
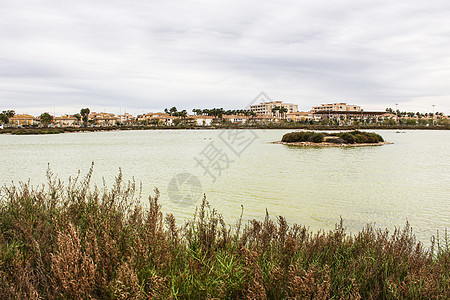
1;129;449;244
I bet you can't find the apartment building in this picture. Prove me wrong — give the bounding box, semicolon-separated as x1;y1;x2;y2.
312;103;361;112
250;101;298;117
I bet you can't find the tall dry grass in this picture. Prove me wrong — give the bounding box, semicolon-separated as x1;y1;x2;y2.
0;165;448;299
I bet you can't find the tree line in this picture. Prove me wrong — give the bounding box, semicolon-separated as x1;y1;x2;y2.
191;108;256;118
385;107;444;118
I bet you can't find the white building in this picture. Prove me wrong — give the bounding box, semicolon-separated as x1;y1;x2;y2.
117;113;135;124
250;101;298;117
192;115;214;126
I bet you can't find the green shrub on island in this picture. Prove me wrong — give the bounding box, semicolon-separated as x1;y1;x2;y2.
339;131;384;144
324;136;346;144
281;131;324;143
10;128;64;135
338;132;355;144
309;132;325;143
282;130;384;144
281;131;311;142
0;167;448;299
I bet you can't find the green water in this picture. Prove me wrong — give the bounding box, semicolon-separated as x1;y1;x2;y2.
1;129;449;243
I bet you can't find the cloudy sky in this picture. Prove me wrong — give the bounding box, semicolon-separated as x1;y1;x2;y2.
1;0;449;116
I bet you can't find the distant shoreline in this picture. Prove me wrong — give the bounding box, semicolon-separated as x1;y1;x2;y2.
0;124;448;135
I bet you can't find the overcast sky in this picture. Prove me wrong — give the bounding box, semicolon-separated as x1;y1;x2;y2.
1;0;449;116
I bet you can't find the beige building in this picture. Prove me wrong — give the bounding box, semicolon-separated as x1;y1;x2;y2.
54;115;78;127
312;103;361;112
286;111;313;122
222;114;249;124
250;101;298;118
89;112;118;126
9;114;39;126
137;112;174;125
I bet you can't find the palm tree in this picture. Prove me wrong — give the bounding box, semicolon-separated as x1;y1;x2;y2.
179;110;187;118
212;108;224;119
164;107;180;116
272;106;280;118
192;109;202;115
279;107;288;119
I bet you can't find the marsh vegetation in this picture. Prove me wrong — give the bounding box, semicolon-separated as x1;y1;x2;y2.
0;167;448;299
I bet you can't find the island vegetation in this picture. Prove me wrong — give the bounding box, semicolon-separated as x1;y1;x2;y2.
0;167;448;299
281;130;385;146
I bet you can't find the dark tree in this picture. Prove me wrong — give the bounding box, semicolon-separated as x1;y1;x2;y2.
0;110;15;124
80;108;90;126
40;112;53;127
73;113;81;123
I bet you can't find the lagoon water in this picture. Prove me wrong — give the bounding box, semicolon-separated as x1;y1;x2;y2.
1;129;449;244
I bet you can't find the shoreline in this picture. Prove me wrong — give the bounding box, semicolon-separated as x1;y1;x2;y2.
274;141;393;147
0;124;449;135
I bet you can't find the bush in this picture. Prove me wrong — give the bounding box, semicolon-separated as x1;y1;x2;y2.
282;131;384;144
308;132;324;143
353;133;366;143
324;137;346;144
282;131;314;143
0;168;450;299
373;133;384;142
0;167;448;298
339;133;355;144
337;131;384;144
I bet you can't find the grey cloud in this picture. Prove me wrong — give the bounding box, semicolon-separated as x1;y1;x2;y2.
0;0;449;114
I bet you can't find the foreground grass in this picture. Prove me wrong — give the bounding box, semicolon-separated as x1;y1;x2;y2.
0;167;448;299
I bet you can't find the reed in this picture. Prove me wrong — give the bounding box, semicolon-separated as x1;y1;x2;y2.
0;166;448;299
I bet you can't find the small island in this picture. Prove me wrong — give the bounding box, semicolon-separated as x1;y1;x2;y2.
277;130;390;147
